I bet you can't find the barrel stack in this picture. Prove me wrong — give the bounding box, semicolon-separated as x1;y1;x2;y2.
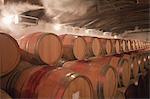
0;32;150;99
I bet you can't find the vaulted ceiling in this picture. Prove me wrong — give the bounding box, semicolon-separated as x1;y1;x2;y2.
1;0;150;34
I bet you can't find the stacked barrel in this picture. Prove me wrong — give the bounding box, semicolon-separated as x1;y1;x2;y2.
0;32;150;99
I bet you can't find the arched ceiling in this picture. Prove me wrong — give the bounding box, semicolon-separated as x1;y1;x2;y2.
2;0;150;34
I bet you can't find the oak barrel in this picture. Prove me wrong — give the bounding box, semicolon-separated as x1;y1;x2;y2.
122;40;128;52
15;66;44;98
135;40;140;50
110;39;116;54
60;34;87;60
123;54;139;81
143;42;146;49
83;36;94;57
131;55;139;81
63;57;117;99
111;39;123;54
92;38;107;56
18;32;63;65
0;33;20;77
60;34;77;60
0;89;12;99
127;40;132;51
109;56;131;87
140;41;144;49
140;41;143;49
138;55;145;73
142;54;149;69
17;66;56;98
139;40;142;49
73;36;88;60
132;40;137;50
139;41;142;49
116;39;123;54
15;66;94;99
37;68;94;99
106;39;113;55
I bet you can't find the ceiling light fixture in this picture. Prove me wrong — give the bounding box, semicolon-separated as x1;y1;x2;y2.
1;15;14;25
114;35;117;38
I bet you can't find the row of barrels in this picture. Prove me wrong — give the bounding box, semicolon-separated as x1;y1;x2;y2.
1;52;149;99
0;32;150;77
113;52;150;99
18;32;150;64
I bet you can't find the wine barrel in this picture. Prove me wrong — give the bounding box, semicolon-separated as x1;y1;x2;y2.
132;40;136;50
138;40;142;49
142;54;149;69
142;41;145;49
18;32;63;65
139;41;142;49
134;40;138;50
16;66;94;99
110;39;116;54
0;89;12;99
122;40;128;52
138;41;141;49
83;36;94;57
109;56;131;87
63;57;117;99
15;66;45;98
148;42;150;48
106;39;113;55
146;42;150;48
140;41;143;49
144;42;147;49
92;38;107;56
138;55;145;73
111;39;123;54
18;66;57;98
0;33;20;77
141;42;144;49
0;61;34;97
123;54;139;81
60;34;77;60
60;34;87;60
135;40;139;50
116;39;123;54
73;36;88;60
127;40;132;51
131;55;139;81
135;40;140;50
144;42;146;49
143;42;145;49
